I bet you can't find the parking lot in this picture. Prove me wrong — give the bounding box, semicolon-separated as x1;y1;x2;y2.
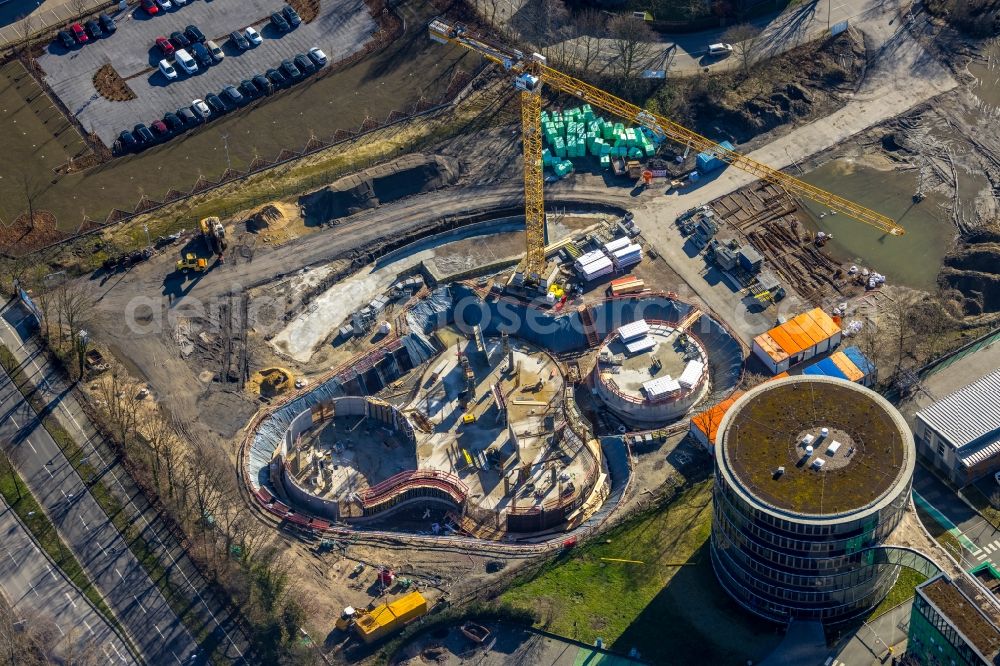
37;0;376;145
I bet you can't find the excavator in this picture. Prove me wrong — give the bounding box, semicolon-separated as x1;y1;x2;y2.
428;19;903;284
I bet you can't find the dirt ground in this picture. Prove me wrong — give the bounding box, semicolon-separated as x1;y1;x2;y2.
92;64;135;102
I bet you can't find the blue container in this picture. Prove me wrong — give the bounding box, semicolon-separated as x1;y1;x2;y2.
802;357;848;381
843;346;874;381
696;140;735;174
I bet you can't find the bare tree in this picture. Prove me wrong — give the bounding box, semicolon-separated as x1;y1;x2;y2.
69;0;91;20
96;360;142;448
608;14;656;80
19;174;41;231
15;12;37;47
721;23;763;79
56;282;90;353
571;9;606;74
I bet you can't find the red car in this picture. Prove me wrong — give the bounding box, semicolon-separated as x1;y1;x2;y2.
71;22;88;43
155;36;174;57
141;0;159;16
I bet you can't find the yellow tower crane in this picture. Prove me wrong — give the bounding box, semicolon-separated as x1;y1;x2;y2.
429;19;904;281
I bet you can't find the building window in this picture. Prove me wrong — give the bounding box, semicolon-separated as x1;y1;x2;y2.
936;442;945;456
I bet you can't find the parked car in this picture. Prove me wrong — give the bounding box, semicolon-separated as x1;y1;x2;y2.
155;36;175;56
174;0;187;5
174;49;198;74
170;30;190;49
293;53;315;75
184;24;205;43
158;59;177;80
265;68;286;87
151;119;170;138
191;42;212;68
238;79;259;99
99;12;116;33
206;40;224;62
191;98;211;119
178;107;200;126
282;6;301;27
707;43;733;57
153;0;172;11
244;26;262;46
252;73;273;95
84;19;103;39
220;85;243;106
205;93;227;115
117;130;138;152
269;12;289;32
163;111;184;132
140;0;159;16
71;23;88;44
279;59;301;80
308;47;327;67
57;30;75;49
229;30;249;51
133;123;154;144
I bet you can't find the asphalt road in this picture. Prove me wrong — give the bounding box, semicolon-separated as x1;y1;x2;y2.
0;496;135;664
913;467;1000;572
480;0;901;75
0;364;197;664
37;0;376;144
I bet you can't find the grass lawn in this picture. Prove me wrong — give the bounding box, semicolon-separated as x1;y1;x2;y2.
501;480;782;664
963;484;1000;531
868;568;927;620
0;61;88;225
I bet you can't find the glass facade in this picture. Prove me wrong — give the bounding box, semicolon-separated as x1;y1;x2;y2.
710;465;912;623
908;592;990;666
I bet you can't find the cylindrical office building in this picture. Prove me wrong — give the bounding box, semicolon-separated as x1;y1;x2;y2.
711;375;915;624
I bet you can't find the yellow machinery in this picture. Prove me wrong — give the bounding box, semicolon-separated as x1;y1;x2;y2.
346;590;428;644
428;20;903;279
176;253;208;273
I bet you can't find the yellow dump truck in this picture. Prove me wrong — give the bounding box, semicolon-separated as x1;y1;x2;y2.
351;590;428;644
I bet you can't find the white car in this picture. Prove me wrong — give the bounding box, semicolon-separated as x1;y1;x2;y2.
174;0;186;4
995;470;1000;486
191;98;210;119
158;0;172;9
308;47;327;66
174;48;198;74
158;59;177;80
707;43;733;56
206;39;224;62
244;26;262;46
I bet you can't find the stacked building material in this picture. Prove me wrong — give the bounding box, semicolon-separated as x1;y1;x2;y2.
574;249;606;270
540;106;656;179
579;256;613;281
611;243;643;269
603;236;632;254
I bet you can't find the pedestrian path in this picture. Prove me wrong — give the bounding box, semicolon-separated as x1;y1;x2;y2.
913;490;1000;569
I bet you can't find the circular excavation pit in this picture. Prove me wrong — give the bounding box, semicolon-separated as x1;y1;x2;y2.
593;319;710;428
267;332;606;539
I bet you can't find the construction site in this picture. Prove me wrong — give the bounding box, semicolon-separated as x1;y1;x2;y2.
23;0;1000;661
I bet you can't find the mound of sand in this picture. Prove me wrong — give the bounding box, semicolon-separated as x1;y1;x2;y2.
300;154;459;225
246;201;299;233
247;367;295;397
939;226;1000;315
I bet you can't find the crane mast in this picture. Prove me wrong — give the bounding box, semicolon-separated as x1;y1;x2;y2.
428;19;903;280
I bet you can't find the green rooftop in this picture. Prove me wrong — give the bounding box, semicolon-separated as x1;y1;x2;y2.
722;380;909;516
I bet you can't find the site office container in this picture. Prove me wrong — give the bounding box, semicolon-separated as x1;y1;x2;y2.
751;308;842;374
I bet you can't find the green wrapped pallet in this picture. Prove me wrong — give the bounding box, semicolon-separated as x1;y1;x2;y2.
600;142;612;156
628;147;643;159
643;143;656;157
600;154;611;168
554;136;567;158
542;148;553;166
602;124;614;140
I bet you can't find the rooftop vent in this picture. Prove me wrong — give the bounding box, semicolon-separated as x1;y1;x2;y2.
801;434;815;446
811;458;826;471
805;445;814;456
820;427;830;438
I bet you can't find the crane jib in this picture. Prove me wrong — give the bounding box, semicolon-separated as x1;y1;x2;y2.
428;19;904;237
